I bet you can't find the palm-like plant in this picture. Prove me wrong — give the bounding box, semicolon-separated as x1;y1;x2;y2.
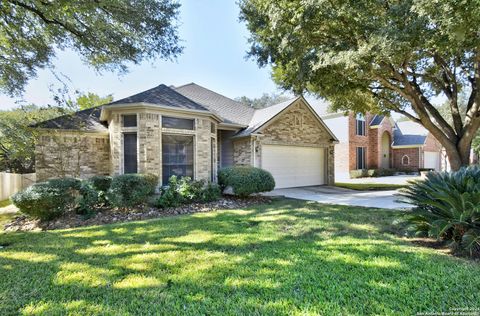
399;166;480;255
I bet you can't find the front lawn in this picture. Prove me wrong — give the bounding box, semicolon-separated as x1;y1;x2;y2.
0;199;478;315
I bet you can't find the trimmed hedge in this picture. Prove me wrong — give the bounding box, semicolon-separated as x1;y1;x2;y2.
107;173;158;208
11;177;81;221
350;168;396;178
218;166;275;197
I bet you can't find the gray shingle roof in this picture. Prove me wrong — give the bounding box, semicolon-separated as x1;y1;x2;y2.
108;84;208;111
174;83;255;125
370;115;385;126
31;106;108;132
392;121;428;146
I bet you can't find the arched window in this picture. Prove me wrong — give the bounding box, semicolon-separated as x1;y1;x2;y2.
402;155;410;166
355;113;366;136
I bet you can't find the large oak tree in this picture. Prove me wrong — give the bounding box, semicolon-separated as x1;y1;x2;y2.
239;0;480;170
1;0;182;96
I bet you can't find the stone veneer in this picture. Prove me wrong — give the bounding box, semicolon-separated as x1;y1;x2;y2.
35;131;110;181
109;110;216;185
233;99;336;185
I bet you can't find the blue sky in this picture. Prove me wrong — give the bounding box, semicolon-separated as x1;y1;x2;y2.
0;0;282;110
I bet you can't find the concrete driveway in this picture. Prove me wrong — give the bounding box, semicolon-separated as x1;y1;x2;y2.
266;186;410;209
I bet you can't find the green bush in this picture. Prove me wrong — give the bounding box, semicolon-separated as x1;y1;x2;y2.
155;176;222;208
89;175;112;192
351;169;396;178
11;177;81;220
107;173;158;208
218;166;275;197
400;166;480;256
76;181;99;215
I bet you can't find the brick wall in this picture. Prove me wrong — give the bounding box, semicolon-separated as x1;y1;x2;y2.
393;147;420;171
35;131;110;181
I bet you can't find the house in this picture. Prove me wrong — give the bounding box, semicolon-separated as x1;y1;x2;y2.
33;83;338;189
319;111;443;179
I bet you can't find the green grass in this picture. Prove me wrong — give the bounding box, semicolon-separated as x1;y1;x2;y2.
335;182;406;191
0;199;478;315
0;199;11;208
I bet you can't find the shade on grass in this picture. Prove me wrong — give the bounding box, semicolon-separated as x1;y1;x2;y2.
0;199;478;315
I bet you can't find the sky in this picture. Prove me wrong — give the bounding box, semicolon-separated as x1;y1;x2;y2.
0;0;283;110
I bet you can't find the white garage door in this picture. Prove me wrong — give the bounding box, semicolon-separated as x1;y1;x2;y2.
424;151;440;170
261;145;325;188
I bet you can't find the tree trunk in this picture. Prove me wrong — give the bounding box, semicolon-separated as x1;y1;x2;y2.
444;142;471;171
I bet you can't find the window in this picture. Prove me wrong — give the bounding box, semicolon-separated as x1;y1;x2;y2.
211;137;215;182
122;114;137;127
402;155;410;166
162;116;194;130
211;122;216;134
355;113;366;136
162;135;194;184
356;147;366;170
123;133;138;173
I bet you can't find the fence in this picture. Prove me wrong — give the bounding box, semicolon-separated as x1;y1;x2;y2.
0;172;36;201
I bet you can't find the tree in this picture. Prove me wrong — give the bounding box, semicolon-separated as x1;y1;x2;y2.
235;92;290;109
1;0;182;96
0;105;64;173
75;92;113;110
239;0;480;170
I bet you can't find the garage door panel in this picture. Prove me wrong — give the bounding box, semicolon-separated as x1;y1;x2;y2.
424;151;440;170
261;145;325;188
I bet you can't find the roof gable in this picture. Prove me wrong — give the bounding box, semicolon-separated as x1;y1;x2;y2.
392;121;429;147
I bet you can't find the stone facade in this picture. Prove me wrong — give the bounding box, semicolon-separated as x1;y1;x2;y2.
35;131;110;181
231;99;336;185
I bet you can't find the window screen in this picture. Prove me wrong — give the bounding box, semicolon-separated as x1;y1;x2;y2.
122;114;137;127
162;116;194;130
356;147;366;170
162;135;194;184
124;133;138;173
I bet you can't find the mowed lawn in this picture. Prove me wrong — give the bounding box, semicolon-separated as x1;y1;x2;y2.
0;199;479;315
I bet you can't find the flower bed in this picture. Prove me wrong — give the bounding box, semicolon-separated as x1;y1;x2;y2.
4;196;271;232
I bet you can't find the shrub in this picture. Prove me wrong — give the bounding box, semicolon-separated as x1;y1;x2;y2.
11;177;81;220
400;166;480;256
218;166;275;197
76;181;99;215
107;173;158;208
201;182;222;202
89;175;112;192
154;176;222;208
349;169;368;179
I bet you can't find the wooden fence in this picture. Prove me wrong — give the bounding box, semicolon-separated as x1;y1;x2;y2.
0;172;36;201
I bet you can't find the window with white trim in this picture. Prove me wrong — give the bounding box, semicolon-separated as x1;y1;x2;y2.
355;113;366;136
356;147;366;169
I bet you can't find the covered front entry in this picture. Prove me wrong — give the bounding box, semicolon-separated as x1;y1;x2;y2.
261;144;325;189
381;131;391;168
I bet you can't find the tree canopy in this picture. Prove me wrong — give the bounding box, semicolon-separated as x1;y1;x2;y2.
75;92;113;110
235;92;290;109
1;0;182;96
0;105;63;173
240;0;480;170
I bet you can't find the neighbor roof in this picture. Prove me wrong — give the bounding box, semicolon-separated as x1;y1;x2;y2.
174;83;255;126
369;115;385;126
31;106;108;132
392;121;428;147
107;84;208;112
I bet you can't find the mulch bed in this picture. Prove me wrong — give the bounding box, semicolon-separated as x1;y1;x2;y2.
4;195;271;232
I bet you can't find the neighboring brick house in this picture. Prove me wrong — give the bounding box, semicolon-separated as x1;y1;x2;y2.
320;112;442;179
33;83;338;189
